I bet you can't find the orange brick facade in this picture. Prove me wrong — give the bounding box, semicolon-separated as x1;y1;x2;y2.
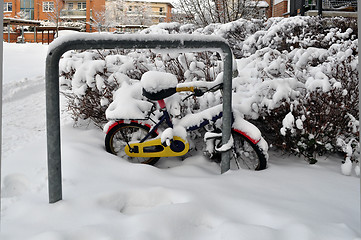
3;32;55;43
4;0;173;35
212;0;290;19
5;0;60;20
4;0;105;31
273;1;288;17
3;0;17;18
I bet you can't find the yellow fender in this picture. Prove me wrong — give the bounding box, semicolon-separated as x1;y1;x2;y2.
125;136;189;158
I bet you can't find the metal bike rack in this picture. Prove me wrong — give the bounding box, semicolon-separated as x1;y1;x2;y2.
46;34;233;203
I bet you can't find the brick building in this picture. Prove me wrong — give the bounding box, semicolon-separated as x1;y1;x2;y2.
265;0;357;18
4;0;105;32
107;0;174;33
269;0;289;17
213;0;270;19
3;0;174;42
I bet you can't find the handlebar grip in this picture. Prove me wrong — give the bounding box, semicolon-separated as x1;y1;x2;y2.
176;86;194;92
176;86;204;97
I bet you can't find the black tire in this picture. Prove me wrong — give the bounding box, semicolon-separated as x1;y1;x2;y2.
105;122;159;165
231;130;268;170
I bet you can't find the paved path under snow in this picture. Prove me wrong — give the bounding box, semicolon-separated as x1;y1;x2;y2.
2;78;46;158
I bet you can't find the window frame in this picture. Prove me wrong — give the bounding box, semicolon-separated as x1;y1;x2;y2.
4;2;13;12
77;2;86;10
43;1;54;12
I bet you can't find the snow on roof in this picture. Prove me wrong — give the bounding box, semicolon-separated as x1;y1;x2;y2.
3;17;42;26
246;0;269;8
126;0;175;7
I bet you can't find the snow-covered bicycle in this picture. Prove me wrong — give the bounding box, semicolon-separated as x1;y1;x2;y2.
104;71;268;170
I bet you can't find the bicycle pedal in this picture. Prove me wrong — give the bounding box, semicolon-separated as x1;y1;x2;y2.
204;132;222;141
162;139;171;147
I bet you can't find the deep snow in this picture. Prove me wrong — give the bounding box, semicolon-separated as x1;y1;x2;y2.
0;42;360;240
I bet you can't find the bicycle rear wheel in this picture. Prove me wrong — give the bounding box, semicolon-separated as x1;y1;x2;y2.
105;122;159;165
231;131;268;170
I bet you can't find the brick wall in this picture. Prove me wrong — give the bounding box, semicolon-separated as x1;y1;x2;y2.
273;1;288;17
3;32;54;43
3;33;18;43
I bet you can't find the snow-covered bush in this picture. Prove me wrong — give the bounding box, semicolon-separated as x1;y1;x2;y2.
236;17;359;164
60;49;143;126
141;19;264;58
60;16;358;167
60;48;223;126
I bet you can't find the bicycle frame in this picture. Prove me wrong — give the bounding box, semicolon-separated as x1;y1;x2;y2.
105;80;268;171
139;99;223;143
104;88;268;171
107;98;223;139
106;92;265;159
139;99;173;143
106;97;262;145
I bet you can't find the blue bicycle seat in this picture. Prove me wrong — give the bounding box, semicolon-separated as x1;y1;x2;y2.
141;71;178;100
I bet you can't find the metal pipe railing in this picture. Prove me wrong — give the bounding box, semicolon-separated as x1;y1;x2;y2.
46;34;233;203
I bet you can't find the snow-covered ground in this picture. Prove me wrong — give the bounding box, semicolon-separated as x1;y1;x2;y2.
1;43;360;240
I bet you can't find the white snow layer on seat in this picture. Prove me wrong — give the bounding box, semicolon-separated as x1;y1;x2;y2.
141;71;178;93
106;81;153;120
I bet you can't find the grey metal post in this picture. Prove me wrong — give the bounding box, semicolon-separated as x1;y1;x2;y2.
8;24;10;43
220;48;233;173
46;34;233;203
21;26;24;43
46;48;63;203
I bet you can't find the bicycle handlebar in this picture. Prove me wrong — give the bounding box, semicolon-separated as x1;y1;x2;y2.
176;86;195;92
178;83;223;101
176;83;223;93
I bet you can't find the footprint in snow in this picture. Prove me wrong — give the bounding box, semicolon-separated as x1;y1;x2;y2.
97;187;191;215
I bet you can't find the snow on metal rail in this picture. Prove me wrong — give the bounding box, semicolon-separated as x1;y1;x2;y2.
46;33;233;203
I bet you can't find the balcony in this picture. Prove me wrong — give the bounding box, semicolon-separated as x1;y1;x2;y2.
290;0;357;17
60;9;86;18
153;11;166;16
322;0;357;10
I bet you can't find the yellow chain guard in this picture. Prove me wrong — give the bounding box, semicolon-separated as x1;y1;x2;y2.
125;136;189;158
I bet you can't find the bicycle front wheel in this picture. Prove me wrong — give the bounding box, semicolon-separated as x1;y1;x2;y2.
105;122;159;165
231;131;268;171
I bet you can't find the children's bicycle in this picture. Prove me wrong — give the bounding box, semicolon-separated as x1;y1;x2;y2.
104;71;268;171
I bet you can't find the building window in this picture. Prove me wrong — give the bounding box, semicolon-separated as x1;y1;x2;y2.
78;2;86;10
43;1;54;12
68;2;73;10
4;2;13;12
